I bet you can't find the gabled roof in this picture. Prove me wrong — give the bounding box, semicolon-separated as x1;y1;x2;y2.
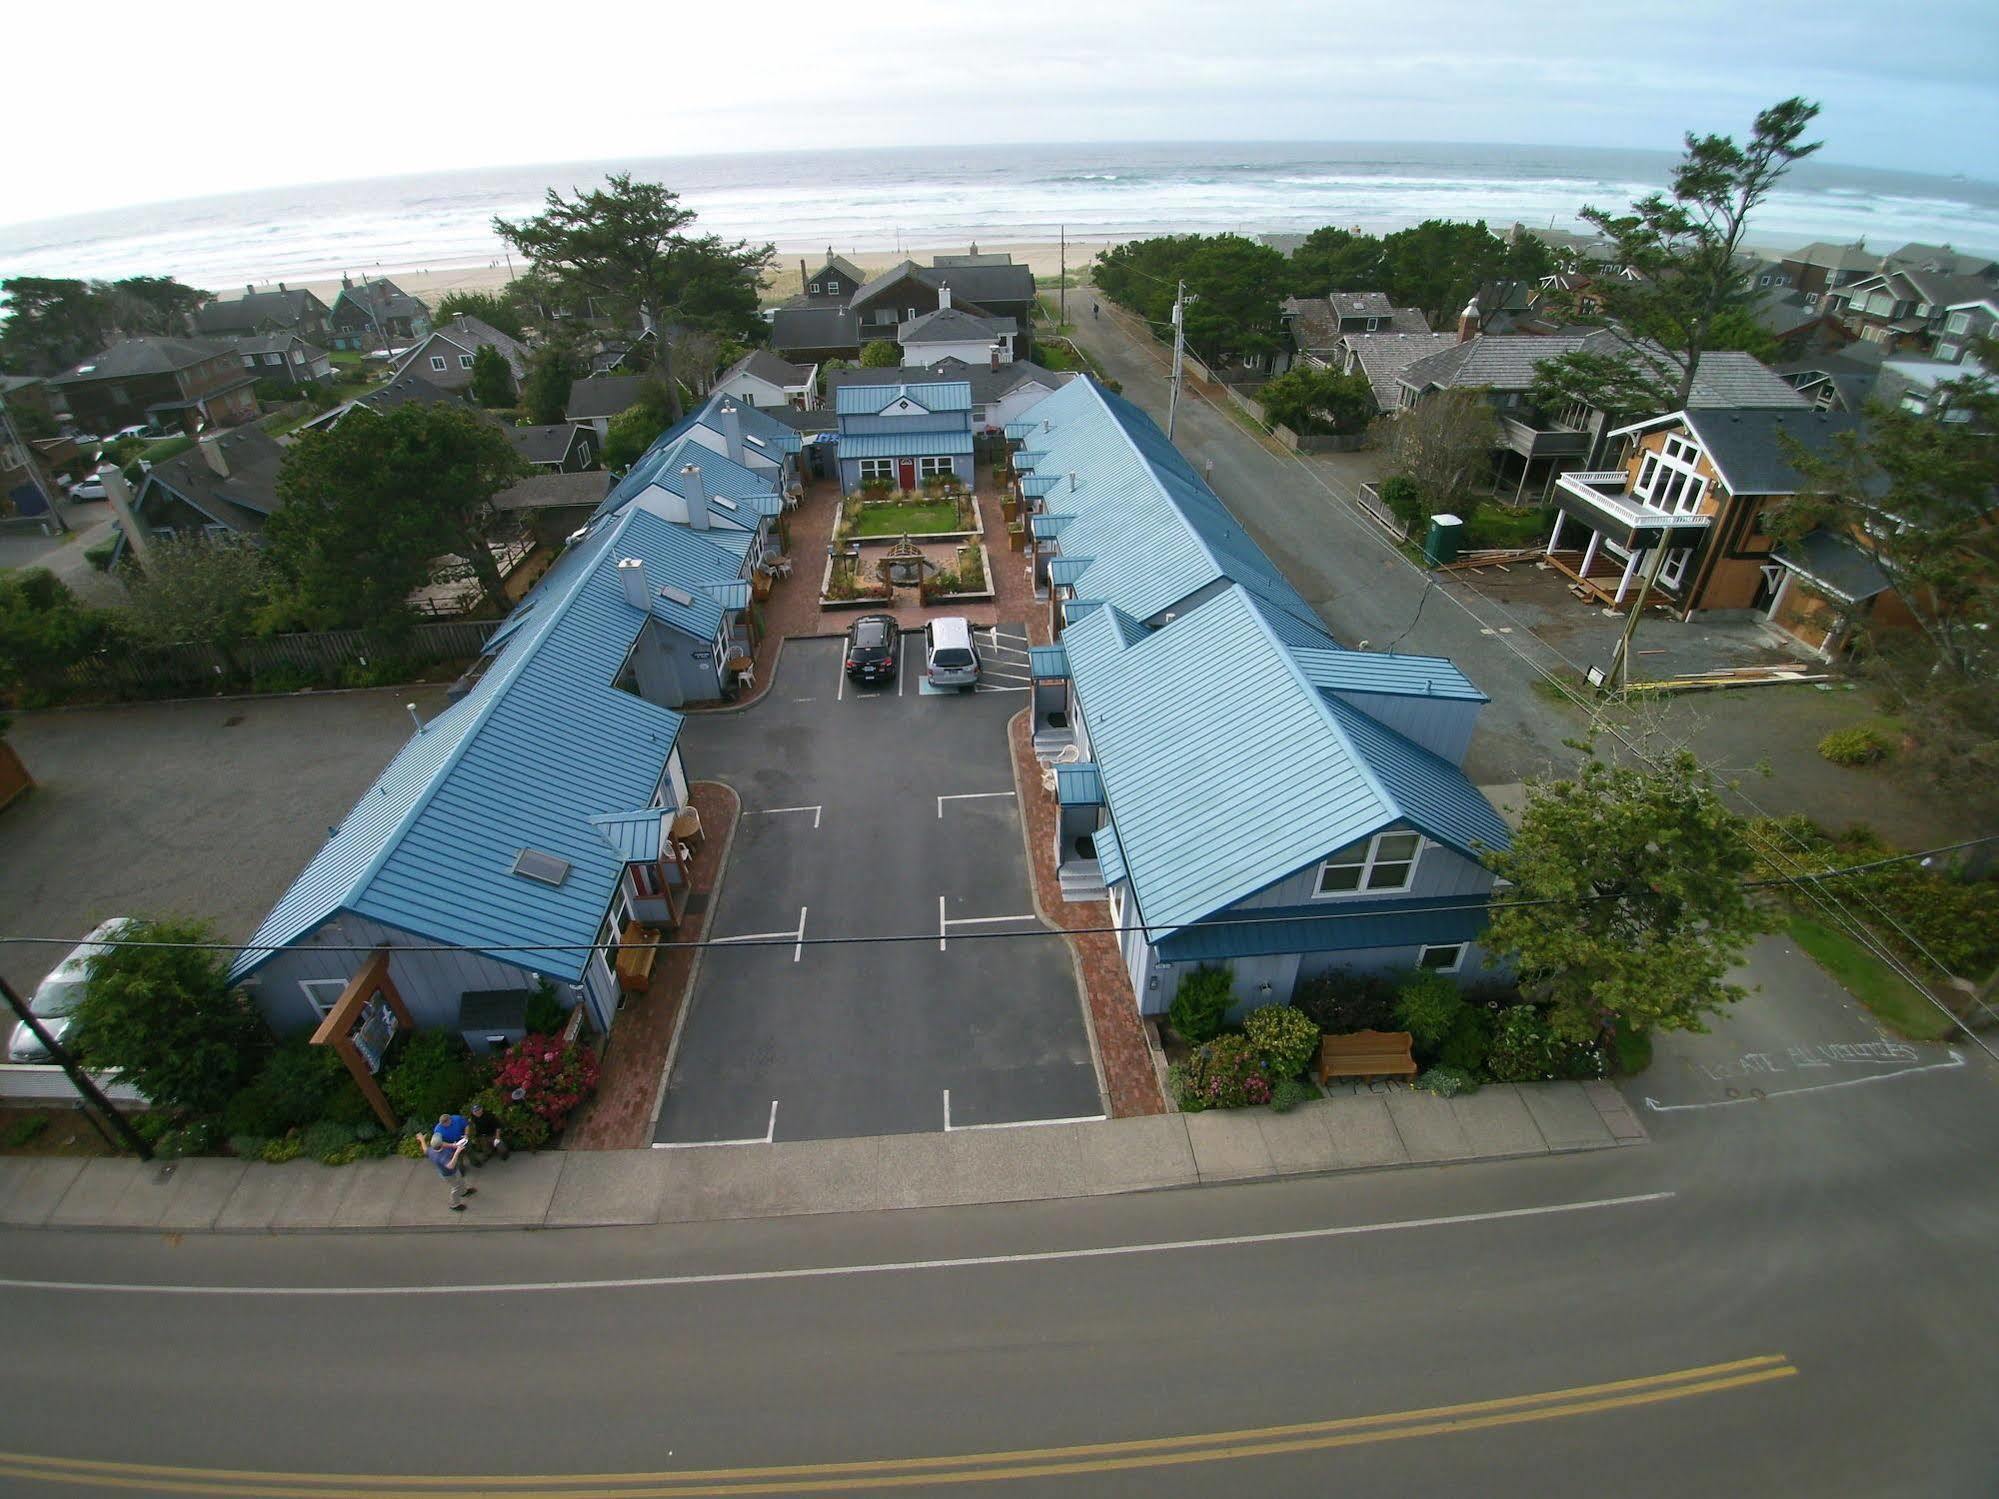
771;304;860;352
217;330;325;361
192;287;325;336
231;502;720;985
1610;408;1863;496
566;374;648;422
1282;294;1426;351
899;307;1017;344
826;359;1069;409
1063;584;1507;938
720;348;813;390
1400;332;1805;409
928;261;1036;309
395;316;528;380
332;278;428;324
1288;648;1486;702
1883;242;1999;279
50;337;234;384
1338;332;1460;409
122;428;288;557
597;416;785;527
507;423;586;466
490;469;613;513
833;380;974;415
1780;241;1878;274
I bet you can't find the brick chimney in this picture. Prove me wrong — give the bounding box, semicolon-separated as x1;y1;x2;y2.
681;464;710;530
989;342;1001;373
1457;299;1481;342
199;432;230;477
244;284;255;296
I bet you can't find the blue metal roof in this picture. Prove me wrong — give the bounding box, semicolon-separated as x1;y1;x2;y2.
1013;450;1048;469
838;430;975;459
1290;648;1487;703
1049;556;1094;586
599;430;784;524
1065;583;1507;939
1156;894;1493;963
1021;475;1060;497
1030;513;1070;538
1028;643;1069;678
230;499;746;986
701;578;751;611
1095;819;1127;888
834;380;973;415
1004;420;1042;439
1056;763;1104;806
589;809;666;863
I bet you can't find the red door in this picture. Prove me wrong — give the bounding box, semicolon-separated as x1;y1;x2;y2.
897;458;917;490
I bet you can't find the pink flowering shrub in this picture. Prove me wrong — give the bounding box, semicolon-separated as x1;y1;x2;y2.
485;1033;600;1129
1168;1035;1274;1112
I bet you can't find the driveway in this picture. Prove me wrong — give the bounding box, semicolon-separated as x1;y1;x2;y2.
658;630;1102;1144
0;688;451;996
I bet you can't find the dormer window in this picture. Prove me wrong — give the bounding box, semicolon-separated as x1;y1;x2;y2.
1314;831;1422;897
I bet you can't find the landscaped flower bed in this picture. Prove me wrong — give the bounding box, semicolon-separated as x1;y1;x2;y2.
818;550;893;608
836;489;982;543
918;543;995;603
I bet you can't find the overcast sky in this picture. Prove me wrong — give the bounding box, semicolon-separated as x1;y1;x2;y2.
10;0;1994;223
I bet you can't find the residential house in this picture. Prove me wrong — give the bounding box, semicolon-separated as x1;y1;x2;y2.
1009;376;1510;1009
507;422;597;473
1543;407;1916;658
1776;241;1878;303
565;374;649;443
1828;267;1994;352
833;380;974;492
1276;292;1428;373
768;302;861;365
1332;331;1459;415
226;495;762;1041
898;298;1017;367
489;469;615;543
593;391;791;558
713;349;818;410
1779;344;1890;414
1877;355;1991;422
392;315;530;397
109;426;287;563
191;284;331;340
219;331;333;386
327;276;432;352
772;250;1037;365
1935;296;1999;363
1881;242;1999;282
825;358;1071;429
44;337;258;435
797;250;866;301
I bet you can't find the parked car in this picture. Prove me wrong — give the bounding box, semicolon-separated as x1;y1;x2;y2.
66;477;108;501
924;616;982;690
844;613;900;684
109;423;151;441
6;917;136;1064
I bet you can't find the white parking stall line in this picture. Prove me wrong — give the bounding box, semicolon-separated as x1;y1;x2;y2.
654;1100;780;1149
835;650;845;701
975;682;1030;693
938;901;1039;952
756;804;822;829
710;906;809;963
943;1089;1107;1132
937;791;1017;818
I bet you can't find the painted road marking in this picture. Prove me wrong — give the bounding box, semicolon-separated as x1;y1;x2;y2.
756;804;823;829
943;1089;1106;1132
937;790;1015;818
653;1100;779;1150
1645;1050;1966;1112
0;1193;1674;1298
711;906;808;963
938;896;1038;951
0;1355;1792;1494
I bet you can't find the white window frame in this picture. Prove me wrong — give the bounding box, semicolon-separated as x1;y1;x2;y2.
429;354;447;371
809;281;821;294
917;455;952;477
1657;546;1691;590
458;354;475;371
1636;436;1708;516
826;279;841;294
1365;317;1380;332
1313;831;1423;898
858;457;895;481
264;352;284;366
300;978;347;1020
239;354;256;368
1417;943;1466;974
1947;311;1969;334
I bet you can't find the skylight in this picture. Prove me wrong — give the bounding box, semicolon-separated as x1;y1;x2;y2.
512;848;571;886
657;584;695;607
712;495;739;511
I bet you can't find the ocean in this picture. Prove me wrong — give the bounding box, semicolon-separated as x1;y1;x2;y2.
2;140;1995;291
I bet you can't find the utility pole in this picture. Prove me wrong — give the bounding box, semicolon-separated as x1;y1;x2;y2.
0;975;151;1160
1166;280;1189;442
0;395;69;536
1059;224;1067;330
1605;536;1672;690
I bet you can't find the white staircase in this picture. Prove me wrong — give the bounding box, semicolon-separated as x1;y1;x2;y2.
1057;860;1107;903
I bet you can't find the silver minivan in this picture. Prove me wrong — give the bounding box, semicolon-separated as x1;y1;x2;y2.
924;616;982;690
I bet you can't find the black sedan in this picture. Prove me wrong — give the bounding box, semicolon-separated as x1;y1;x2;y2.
844;613;901;684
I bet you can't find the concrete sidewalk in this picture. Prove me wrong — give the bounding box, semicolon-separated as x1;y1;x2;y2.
0;1081;1644;1234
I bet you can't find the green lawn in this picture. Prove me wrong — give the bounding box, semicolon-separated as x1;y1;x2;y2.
1786;912;1956;1041
850;500;963;537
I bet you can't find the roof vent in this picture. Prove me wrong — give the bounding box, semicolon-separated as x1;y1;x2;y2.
657;583;695;607
512;849;571;886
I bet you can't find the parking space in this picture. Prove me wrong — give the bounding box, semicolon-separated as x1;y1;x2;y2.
657;629;1103;1145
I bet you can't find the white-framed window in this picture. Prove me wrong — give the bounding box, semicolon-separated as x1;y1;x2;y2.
239;354;256;368
1636;435;1708;515
1365;317;1380;332
1417;943;1466;973
458;354;474;370
859;457;895;481
1938;343;1961;362
809;281;821;294
1314;831;1422;897
917;455;952;477
1758;274;1770;287
1946;312;1970;334
291;348;305;363
1805;292;1819;307
300;978;347;1019
740;392;756;405
874;307;895;324
429;355;446;371
826;278;841;294
264;352;283;365
577;440;591;465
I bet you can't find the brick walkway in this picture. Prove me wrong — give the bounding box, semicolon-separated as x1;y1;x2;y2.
1009;711;1167;1118
564;781;739;1150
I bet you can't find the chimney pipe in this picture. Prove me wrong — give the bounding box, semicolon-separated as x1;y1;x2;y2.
245;284;254;296
1068;471;1078;491
800;258;809;294
938;284;952;311
99;463;151;566
719;404;745;465
1457;299;1480;343
681;464;710;530
407;702;424;734
199;432;230;478
617;556;651;610
990;342;1001;373
279;282;287;293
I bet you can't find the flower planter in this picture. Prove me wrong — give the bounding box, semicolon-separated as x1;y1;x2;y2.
817;552;892;610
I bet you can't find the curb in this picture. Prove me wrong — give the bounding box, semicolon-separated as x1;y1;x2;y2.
644;780;744;1145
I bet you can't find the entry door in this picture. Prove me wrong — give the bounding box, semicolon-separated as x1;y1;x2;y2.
897;458;917;490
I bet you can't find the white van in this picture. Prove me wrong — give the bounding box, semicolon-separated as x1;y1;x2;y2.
924;616;982;690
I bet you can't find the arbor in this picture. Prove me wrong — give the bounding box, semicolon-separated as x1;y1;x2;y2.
123;537;271;669
1570;98;1821;410
1256;366;1375;436
1372;388;1497;523
268;402;527;623
1482;748;1763;1042
469;344;513;407
70;918;267;1118
433;290;526;342
521;343;579;426
494;174;774;425
859;338;900;368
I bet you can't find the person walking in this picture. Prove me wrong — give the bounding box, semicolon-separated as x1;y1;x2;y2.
426;1131;476;1211
1091;302;1098;320
466;1101;510;1167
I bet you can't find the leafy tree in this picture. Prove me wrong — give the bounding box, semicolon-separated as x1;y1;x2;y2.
1095;233;1289;364
433;290;526;342
469;344;514;407
859;338;900;368
101;276;210;336
1701;306;1780;363
1482;747;1764;1042
521;343;579;426
494;174;774;425
0;568;123;701
1288;227;1386;296
268;402;527;623
1568;97;1821;410
123;536;271;670
1372;387;1497;524
1527;348;1675;428
0;277;108;371
601;377;679;469
71;918;268;1118
1377;220;1550;326
1256;366;1376;435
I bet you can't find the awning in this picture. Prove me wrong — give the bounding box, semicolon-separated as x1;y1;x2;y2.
1773;528;1892;603
1056;762;1104;806
1028;643;1069;679
589;809;666;862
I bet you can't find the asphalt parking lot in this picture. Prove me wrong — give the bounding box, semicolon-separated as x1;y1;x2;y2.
658;626;1104;1144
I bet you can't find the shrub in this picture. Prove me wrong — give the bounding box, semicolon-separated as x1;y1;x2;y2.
299;1120;356;1162
1818;725;1894;766
396;1131;428;1160
251;662;325;694
1485;1005;1605;1083
1169;1035;1274;1111
1439;1005;1493;1075
524;979;567;1037
380;1030;475;1126
352;1120;382;1143
319;1142;363;1167
1611;1025;1654;1077
485;1033;599;1131
3;1113;51;1148
155;1119;221;1159
133;1111;173;1143
261;1135;302;1164
354;1135;393;1160
1293;968;1398;1034
227;1134;270;1160
1377;474;1424;531
1268;1076;1319;1114
1167;966;1233;1046
468;1087;552;1151
1241;1004;1320;1078
1394;970;1466;1055
224;1037;349;1137
1415;1065;1476;1098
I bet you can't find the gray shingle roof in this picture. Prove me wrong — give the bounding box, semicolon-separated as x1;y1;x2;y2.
927;262;1035;310
1884;242;1999;279
397;316;528;380
720;348;812;388
50;337;234;383
898;306;1018;343
1329;292;1396;319
1678;408;1861;495
1283;294;1427;352
489;469;614;512
1400;332;1804;409
1782;241;1879;274
335;278;427;324
506;424;584;466
218;331;327;361
1774;527;1891;602
1338;332;1461;410
771;303;859;352
138;426;288;535
192;287;323;336
565;374;648;422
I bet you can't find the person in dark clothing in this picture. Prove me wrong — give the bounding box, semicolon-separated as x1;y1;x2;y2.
466;1101;511;1166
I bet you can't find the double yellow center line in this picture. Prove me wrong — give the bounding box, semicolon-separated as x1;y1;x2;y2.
0;1355;1797;1496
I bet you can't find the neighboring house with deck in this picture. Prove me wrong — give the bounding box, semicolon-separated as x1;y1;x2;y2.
772;251;1037;364
45;337;259;435
832;379;974;492
192;284;331;340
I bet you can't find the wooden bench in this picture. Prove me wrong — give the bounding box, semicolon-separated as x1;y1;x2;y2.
1317;1029;1418;1086
613;920;662;997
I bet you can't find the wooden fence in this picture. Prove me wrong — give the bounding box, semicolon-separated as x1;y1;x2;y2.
50;619;495;700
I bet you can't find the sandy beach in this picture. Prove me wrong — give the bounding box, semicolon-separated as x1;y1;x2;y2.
291;239;1118;312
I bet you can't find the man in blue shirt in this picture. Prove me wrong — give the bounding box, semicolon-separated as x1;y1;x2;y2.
426;1131;476;1211
433;1113;468;1146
